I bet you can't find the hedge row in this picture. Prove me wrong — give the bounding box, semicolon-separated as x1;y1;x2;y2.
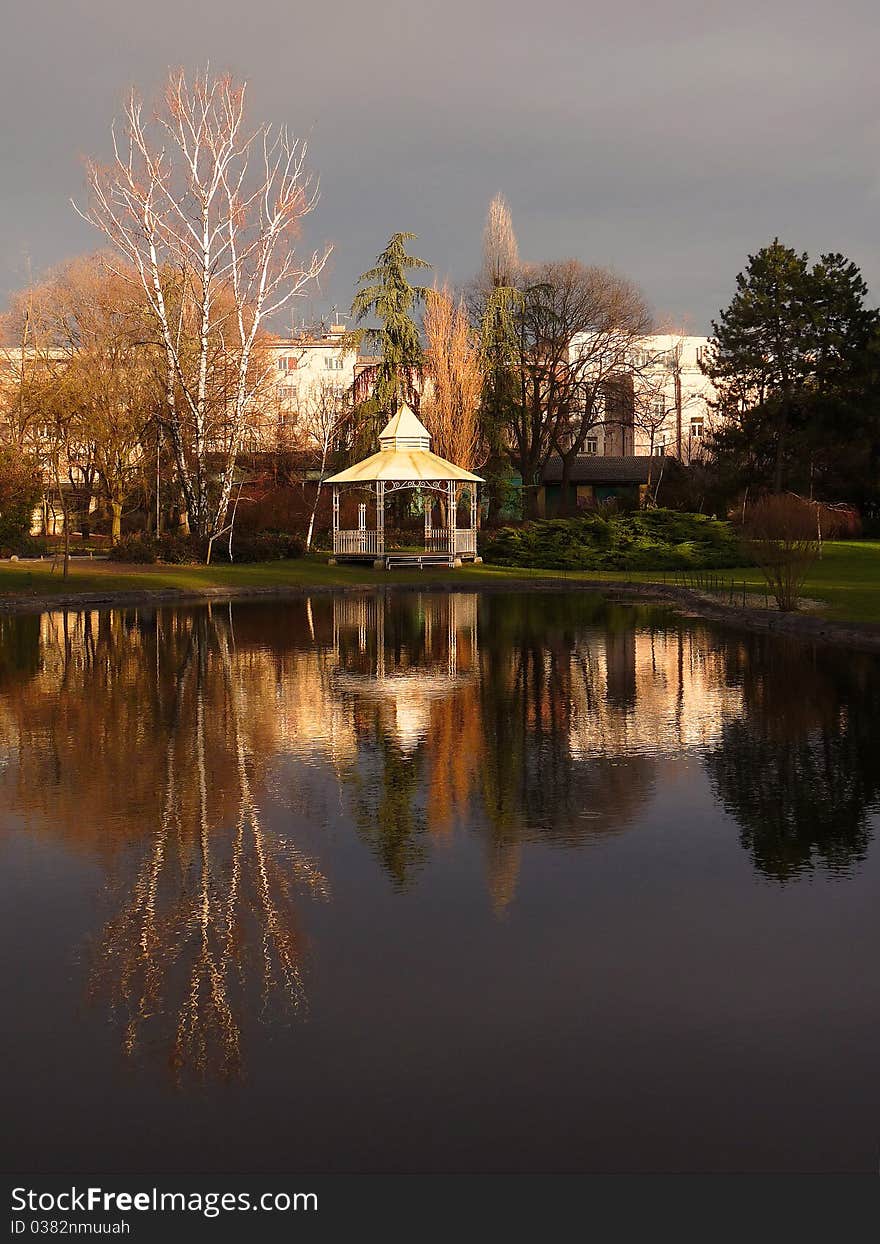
110;532;304;564
480;510;748;571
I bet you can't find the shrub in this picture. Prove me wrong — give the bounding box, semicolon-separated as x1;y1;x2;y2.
110;531;304;565
743;495;820;612
4;534;49;558
157;534;202;564
815;501;861;540
110;533;203;564
223;532;304;562
109;534;159;563
480;509;748;572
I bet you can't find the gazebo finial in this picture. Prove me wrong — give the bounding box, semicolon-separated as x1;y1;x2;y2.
377;403;432;452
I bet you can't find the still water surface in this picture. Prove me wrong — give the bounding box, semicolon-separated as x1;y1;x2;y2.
1;591;879;1172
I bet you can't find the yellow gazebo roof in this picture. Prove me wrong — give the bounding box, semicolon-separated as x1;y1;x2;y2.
326;404;483;485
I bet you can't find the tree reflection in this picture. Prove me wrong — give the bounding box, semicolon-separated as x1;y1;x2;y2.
331;593;663;903
704;638;880;880
2;588;878;1083
0;607;328;1081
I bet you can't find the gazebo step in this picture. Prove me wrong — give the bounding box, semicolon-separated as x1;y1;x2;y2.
385;553;453;568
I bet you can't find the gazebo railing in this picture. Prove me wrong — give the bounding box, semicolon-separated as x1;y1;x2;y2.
425;528;477;555
335;529;379;555
425;528;450;552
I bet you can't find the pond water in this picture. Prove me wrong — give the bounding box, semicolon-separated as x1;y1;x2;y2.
1;590;879;1173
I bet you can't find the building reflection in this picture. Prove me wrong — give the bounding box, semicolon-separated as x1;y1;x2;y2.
0;593;878;1076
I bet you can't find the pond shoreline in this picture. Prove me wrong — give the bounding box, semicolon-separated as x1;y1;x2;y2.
3;573;880;653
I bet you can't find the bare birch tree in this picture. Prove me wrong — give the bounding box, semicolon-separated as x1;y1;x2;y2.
76;69;329;550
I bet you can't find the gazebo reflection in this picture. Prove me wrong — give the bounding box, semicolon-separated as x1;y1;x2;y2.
330;592;478;752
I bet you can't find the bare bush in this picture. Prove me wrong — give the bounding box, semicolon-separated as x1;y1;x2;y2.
743;494;821;612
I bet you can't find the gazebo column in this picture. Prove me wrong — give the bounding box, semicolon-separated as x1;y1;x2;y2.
424;491;431;550
375;480;385;567
447;480;457;567
329;485;340;563
470;485;480;563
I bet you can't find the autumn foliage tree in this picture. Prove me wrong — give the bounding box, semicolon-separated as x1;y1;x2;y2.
3;255;157;542
421;284;483;471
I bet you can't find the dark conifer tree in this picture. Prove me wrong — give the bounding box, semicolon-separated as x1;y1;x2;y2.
350;232;430;415
705;239;879;499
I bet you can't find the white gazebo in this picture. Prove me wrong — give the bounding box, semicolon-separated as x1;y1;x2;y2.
326;405;483;568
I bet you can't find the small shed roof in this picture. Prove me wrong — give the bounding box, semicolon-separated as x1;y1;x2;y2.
327;403;483;484
542;455;653;484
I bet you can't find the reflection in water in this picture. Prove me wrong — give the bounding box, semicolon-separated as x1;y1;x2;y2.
0;608;329;1081
0;593;878;1079
703;637;880;880
333;594;481;888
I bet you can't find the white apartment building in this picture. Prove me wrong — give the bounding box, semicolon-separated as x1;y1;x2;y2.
569;332;718;462
260;323;358;446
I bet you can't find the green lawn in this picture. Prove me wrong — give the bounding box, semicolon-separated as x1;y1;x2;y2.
2;540;879;625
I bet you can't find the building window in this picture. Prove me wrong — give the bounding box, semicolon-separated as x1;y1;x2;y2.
325;356;344;370
584;437;598;455
690;417;704;440
654;440;666;457
280;386;296;400
277;356;298;371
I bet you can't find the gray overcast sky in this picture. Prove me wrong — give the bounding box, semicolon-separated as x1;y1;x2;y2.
1;0;877;333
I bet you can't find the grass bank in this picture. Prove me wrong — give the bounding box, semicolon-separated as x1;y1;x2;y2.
1;540;879;627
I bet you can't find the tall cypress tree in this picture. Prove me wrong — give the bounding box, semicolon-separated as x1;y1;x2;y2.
350;232;430;415
476;195;522;521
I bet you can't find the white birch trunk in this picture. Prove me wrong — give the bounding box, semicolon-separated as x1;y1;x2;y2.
77;70;330;550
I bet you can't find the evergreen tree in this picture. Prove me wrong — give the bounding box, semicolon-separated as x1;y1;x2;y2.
478;283;523;519
350;232;431;415
705;239;879;498
705;240;813;493
475;195;522;521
